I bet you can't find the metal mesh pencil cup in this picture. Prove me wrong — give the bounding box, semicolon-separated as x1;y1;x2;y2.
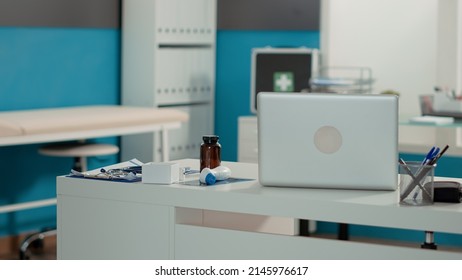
399;161;435;206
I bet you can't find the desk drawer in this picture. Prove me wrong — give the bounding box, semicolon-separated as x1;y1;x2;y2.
174;224;462;259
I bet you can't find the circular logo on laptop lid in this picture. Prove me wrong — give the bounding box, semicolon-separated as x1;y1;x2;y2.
314;125;343;154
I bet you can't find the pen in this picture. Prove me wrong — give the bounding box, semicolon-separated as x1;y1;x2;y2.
412;146;439;200
422;146;436;165
428;144;449;165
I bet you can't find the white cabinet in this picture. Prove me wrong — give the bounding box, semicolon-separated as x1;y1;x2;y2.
121;0;216;163
58;194;172;260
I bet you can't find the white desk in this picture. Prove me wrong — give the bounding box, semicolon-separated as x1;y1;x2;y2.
0;106;188;214
57;159;462;259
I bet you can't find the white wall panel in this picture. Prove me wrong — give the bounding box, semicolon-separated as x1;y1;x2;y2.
321;0;438;116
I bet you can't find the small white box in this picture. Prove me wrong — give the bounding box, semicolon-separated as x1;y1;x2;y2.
142;162;179;184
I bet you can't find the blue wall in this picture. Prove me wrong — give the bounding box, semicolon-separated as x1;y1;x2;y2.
0;27;120;236
0;28;120;110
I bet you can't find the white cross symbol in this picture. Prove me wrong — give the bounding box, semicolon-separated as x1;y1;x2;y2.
276;74;293;91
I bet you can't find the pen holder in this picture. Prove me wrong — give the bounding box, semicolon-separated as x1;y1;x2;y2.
399;161;435;206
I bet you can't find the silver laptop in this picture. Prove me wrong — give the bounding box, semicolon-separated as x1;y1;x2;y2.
257;92;398;190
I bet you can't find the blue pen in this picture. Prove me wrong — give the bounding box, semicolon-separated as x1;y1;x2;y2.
421;146;436;165
426;147;439;165
413;146;440;200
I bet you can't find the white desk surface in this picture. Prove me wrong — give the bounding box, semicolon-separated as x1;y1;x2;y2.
57;159;462;235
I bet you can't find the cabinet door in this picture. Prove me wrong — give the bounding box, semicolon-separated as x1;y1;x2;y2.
238;117;258;163
168;104;214;160
58;195;172;260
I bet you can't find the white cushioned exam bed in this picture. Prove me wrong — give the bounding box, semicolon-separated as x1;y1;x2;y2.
0;105;188;146
0;105;189;214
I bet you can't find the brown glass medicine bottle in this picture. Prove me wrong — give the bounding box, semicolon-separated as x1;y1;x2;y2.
200;135;221;172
